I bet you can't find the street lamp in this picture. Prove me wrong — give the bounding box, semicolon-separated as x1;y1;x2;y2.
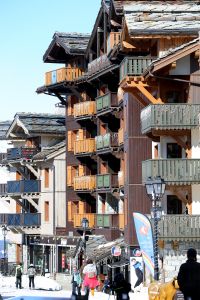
145;176;165;281
81;218;89;262
2;225;8;276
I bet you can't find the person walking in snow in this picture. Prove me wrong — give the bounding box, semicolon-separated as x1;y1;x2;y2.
15;263;23;289
71;266;82;296
82;259;100;296
27;263;36;289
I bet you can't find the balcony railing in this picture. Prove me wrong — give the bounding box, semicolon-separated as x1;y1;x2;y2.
158;215;200;241
0;184;7;195
74;176;96;191
96;174;119;190
141;104;200;134
7;180;41;194
120;56;157;81
0;152;6;163
107;32;121;54
74;101;96;119
142;159;200;185
0;213;41;227
7;147;39;161
74;139;96;155
118;128;124;145
96;92;118;114
118;171;124;187
95;133;118;151
88;54;111;75
96;214;124;229
45;67;84;85
73;213;95;228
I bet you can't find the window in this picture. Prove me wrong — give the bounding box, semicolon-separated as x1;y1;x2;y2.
44;201;49;221
167;143;182;158
167;195;182;214
44;168;49;188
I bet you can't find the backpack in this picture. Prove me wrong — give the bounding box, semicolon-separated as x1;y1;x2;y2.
16;267;22;277
88;271;95;278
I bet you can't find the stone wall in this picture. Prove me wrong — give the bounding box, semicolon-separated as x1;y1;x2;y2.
160;241;200;282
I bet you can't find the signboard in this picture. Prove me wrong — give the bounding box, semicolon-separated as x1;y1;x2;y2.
111;246;121;257
62;253;66;269
133;212;155;277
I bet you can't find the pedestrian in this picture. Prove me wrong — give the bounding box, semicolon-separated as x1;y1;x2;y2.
111;272;131;300
82;259;100;296
71;266;82;296
177;248;200;300
102;275;111;293
131;258;143;291
27;263;36;289
15;263;23;289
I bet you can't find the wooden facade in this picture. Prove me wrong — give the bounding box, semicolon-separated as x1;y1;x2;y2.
37;1;200;257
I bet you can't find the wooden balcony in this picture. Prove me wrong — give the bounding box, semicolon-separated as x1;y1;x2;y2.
74;176;96;191
88;54;111;75
74;101;96;119
0;213;41;227
7;147;39;161
96;213;124;229
95;133;118;152
120;56;157;82
118;171;124;187
141;104;200;134
73;213;95;228
118;128;124;145
74;139;96;156
7;180;41;194
107;32;121;54
95;92;118;115
96;174;118;190
158;215;200;241
45;67;84;85
142;159;200;185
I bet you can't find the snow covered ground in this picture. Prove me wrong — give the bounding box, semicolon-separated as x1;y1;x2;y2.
0;274;62;291
0;274;148;299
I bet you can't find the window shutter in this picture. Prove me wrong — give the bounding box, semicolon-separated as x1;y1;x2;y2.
79;201;85;214
79;165;85;177
68;201;72;221
68;131;73;151
67;166;72;186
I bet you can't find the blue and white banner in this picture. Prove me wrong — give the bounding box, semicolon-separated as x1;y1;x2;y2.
133;212;154;277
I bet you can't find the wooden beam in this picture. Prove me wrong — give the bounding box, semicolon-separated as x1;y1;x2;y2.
132;81;163;104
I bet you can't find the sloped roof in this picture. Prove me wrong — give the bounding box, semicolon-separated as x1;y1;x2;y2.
0;121;11;140
112;0;134;15
124;1;200;36
144;37;200;75
6;113;65;139
32;140;66;161
43;32;90;63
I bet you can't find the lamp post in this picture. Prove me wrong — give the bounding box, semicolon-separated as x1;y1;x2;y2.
81;217;89;263
2;225;8;276
145;176;165;281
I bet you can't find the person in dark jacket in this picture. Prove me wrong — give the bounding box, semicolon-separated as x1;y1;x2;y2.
177;248;200;300
15;263;23;289
111;273;131;300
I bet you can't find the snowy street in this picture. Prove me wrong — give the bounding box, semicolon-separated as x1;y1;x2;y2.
0;274;148;299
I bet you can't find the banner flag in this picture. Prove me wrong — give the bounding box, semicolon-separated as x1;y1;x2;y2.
133;212;154;277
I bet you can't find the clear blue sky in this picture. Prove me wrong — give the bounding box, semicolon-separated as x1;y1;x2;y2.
0;0;101;121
